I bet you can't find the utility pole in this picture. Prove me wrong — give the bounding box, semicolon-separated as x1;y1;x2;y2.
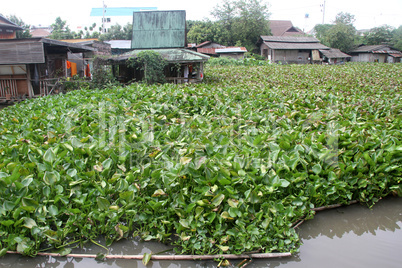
102;0;106;33
321;0;326;24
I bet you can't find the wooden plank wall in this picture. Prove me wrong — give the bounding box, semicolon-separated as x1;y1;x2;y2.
0;74;29;99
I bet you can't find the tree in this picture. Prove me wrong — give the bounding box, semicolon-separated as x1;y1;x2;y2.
211;0;270;51
49;17;74;39
313;24;333;46
326;23;356;52
7;15;31;38
334;12;355;25
314;12;357;52
392;25;402;51
187;20;229;45
363;25;394;45
98;23;133;41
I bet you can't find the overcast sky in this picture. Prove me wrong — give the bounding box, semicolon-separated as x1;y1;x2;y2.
2;0;401;32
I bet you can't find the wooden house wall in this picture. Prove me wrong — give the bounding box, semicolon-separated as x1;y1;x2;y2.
0;65;31;99
0;31;16;39
270;50;310;64
351;53;387;63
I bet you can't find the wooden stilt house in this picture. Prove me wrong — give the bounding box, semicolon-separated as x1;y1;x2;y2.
0;38;95;102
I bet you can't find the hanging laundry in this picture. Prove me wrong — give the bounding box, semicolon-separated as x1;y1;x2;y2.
70;62;77;76
85;64;91;78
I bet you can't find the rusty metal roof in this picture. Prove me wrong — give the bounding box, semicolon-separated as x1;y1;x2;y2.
197;46;247;55
197;48;217;55
215;47;247;53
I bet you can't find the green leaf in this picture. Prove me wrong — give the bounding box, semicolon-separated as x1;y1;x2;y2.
211;193;225;207
312;163;322;175
180;157;192;165
43;148;56;164
151;189;166;197
142;252;152;266
24;218;37;229
48;205;59;216
1;220;15;227
43;171;60;185
102;158;113;170
97;197;111;211
179;218;190;228
221;211;234;220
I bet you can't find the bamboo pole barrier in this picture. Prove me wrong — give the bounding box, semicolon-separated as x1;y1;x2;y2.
6;251;291;260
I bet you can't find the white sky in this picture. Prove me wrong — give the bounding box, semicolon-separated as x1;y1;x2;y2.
1;0;401;32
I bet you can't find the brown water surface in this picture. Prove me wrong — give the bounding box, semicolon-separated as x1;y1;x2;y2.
1;197;401;268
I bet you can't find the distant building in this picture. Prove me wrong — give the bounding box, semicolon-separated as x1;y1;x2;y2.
319;48;351;64
107;10;209;84
349;45;402;63
30;26;52;38
0;14;23;39
195;41;247;59
90;7;157;33
257;36;329;64
0;38;95;102
269;20;305;37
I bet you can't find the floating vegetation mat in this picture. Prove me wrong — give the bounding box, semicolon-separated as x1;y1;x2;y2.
0;63;401;256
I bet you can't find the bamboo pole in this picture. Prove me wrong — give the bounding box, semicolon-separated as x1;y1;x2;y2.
311;200;358;212
6;251;291;260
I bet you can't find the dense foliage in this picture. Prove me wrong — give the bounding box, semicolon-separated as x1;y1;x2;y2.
0;63;401;257
128;51;168;84
6;15;32;39
314;12;357;52
188;0;270;52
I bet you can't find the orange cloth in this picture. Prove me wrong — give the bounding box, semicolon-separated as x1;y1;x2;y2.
70;62;77;76
66;61;71;69
85;64;91;78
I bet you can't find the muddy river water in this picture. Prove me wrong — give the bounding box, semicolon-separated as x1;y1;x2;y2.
1;197;401;268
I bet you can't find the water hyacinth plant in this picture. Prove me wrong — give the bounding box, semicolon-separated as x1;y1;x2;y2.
0;63;401;257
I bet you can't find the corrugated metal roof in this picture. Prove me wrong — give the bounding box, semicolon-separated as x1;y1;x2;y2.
260;36;319;43
0;14;24;31
319;48;351;58
372;50;401;54
390;53;402;58
109;48;209;63
264;41;329;50
131;10;186;49
90;7;157;16
349;45;391;53
0;38;95;65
